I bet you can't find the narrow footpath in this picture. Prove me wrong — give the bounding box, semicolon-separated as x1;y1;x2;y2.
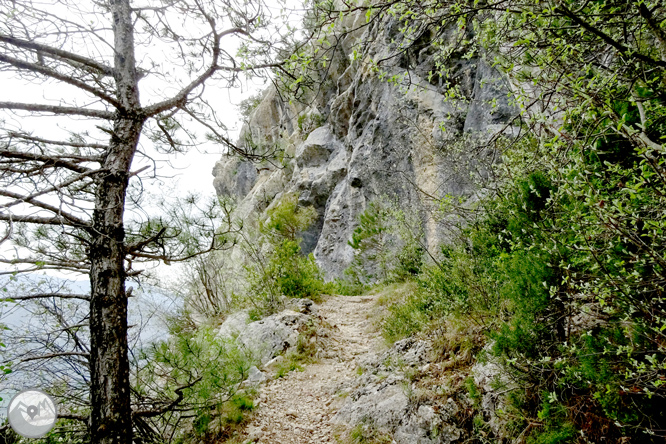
240;294;383;444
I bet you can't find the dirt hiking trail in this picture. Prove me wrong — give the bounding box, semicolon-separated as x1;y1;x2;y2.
240;294;383;444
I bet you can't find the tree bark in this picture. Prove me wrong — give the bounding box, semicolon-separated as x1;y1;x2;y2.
89;1;143;443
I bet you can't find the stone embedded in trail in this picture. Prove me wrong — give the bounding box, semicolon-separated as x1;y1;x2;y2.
286;297;317;315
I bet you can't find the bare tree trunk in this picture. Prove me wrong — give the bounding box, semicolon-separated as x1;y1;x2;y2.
89;120;141;444
89;1;143;442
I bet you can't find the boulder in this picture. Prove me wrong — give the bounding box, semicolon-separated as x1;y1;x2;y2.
243;366;267;387
217;305;312;364
294;126;340;169
217;310;251;338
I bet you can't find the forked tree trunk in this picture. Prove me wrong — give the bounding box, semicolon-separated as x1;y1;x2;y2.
89;1;143;442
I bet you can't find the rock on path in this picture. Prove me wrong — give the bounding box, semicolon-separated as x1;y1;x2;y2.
240;294;382;444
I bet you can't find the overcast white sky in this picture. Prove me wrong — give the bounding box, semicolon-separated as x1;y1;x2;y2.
0;1;303;197
1;73;265;195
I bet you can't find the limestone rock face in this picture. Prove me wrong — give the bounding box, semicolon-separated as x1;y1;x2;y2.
212;11;517;279
212;156;258;199
295;126;341;169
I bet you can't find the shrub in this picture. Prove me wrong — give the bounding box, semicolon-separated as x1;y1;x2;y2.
332;275;367;296
381;285;432;342
341;197;425;291
297;112;326;136
529;396;576;444
244;193;326;315
238;91;264;121
135;327;255;442
383;159;666;441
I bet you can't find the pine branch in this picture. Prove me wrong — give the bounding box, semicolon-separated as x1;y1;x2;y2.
0;53;120;107
0;170;97;211
125;227;167;254
0;34;115;76
7;132;108;151
0;147;97;173
143;26;282;117
0;101;113;119
132;377;202;418
20;352;90;363
4;293;91;301
0;190;90;226
0;212;89;227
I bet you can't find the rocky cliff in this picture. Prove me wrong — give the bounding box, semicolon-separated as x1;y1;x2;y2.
212;11;517;279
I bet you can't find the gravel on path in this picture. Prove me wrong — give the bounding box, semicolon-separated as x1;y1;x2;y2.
239;295;383;444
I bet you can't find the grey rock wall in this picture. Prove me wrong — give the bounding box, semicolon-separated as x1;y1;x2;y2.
212;12;517;279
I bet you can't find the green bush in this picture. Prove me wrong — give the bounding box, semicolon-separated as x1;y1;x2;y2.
528;396;576;444
135;327;255;442
270;240;324;299
465;377;481;407
381;286;432;342
221;393;255;426
297;112;326;136
333;275;367;296
341;198;425;291
245;193;326;315
381;157;666;441
381;227;506;343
